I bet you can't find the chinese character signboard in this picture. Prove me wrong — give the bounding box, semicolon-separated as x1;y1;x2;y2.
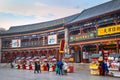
12;39;21;48
48;34;57;45
70;33;95;42
97;24;120;36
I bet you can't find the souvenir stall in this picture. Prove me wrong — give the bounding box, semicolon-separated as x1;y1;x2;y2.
108;54;120;77
89;58;99;75
14;57;21;69
14;57;26;69
49;58;57;72
20;57;26;69
63;54;71;62
40;56;47;71
62;55;74;73
25;57;34;70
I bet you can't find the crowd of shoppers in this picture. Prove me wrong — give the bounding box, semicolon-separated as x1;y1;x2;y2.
33;59;68;75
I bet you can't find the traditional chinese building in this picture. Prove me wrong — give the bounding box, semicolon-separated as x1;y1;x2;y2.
0;14;79;63
0;0;120;63
65;0;120;63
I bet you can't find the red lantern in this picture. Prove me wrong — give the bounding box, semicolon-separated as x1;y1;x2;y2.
51;49;54;53
14;51;18;55
42;50;45;53
5;51;8;55
74;46;78;50
23;51;26;55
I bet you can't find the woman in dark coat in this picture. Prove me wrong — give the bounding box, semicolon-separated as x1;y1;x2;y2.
46;62;50;72
37;61;41;73
34;62;38;73
99;61;105;76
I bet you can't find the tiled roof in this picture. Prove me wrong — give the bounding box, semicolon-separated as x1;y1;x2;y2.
67;0;120;24
1;0;120;35
1;13;80;35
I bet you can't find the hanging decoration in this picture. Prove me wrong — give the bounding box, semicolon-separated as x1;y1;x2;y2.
59;40;65;53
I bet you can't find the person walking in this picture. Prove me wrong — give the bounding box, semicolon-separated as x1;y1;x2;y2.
99;60;105;76
10;62;14;69
37;61;41;73
34;61;38;73
104;60;109;76
46;62;50;72
57;60;64;75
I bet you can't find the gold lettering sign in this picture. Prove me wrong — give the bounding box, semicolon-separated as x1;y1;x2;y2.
97;24;120;36
70;33;94;41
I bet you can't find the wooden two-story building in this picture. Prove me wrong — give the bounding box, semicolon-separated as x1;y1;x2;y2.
0;0;120;63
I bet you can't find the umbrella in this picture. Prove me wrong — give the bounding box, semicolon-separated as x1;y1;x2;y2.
35;59;39;61
52;58;56;61
43;59;48;61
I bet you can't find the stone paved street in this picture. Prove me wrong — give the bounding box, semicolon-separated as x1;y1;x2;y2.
0;68;119;80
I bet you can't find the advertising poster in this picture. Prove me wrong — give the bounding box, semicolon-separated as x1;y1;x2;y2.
12;39;21;48
48;34;57;45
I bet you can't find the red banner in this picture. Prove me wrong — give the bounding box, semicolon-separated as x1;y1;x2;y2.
59;40;65;53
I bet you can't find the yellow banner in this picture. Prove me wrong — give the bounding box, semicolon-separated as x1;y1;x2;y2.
97;24;120;36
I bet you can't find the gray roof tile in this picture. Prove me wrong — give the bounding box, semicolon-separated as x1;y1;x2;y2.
68;0;120;24
2;0;120;35
1;13;79;35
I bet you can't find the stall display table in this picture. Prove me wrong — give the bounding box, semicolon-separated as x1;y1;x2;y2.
109;68;120;77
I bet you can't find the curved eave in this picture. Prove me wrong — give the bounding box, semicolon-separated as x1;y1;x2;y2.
1;26;64;38
1;24;63;36
65;9;120;27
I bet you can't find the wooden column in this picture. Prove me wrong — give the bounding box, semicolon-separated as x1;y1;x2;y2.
114;17;118;25
29;38;31;47
80;45;83;62
42;36;45;46
80;26;82;34
116;40;119;54
38;37;40;46
96;43;99;54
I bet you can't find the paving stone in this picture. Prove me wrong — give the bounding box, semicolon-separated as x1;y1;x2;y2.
0;68;119;80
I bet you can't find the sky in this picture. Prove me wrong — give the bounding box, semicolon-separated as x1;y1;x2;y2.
0;0;111;30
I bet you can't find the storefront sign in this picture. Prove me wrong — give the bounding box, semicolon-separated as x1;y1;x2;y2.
70;33;95;42
12;39;21;48
97;24;120;36
48;34;57;45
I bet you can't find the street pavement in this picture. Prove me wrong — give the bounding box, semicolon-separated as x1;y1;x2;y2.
0;68;119;80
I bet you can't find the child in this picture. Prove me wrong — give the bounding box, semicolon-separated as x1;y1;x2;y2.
55;65;59;75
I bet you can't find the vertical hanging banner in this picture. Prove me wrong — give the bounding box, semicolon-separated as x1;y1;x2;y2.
59;40;65;53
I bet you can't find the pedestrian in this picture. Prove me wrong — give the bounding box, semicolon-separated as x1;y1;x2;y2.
46;62;50;72
37;61;41;73
63;61;68;75
34;61;38;73
10;62;14;68
104;60;109;76
55;64;59;75
99;60;105;76
57;60;64;75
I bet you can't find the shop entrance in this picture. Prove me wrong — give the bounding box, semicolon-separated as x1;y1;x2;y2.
74;50;81;63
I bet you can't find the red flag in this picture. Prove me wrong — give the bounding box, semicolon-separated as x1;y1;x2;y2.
59;40;65;53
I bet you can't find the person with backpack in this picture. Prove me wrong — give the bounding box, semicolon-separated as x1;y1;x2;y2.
57;60;64;75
